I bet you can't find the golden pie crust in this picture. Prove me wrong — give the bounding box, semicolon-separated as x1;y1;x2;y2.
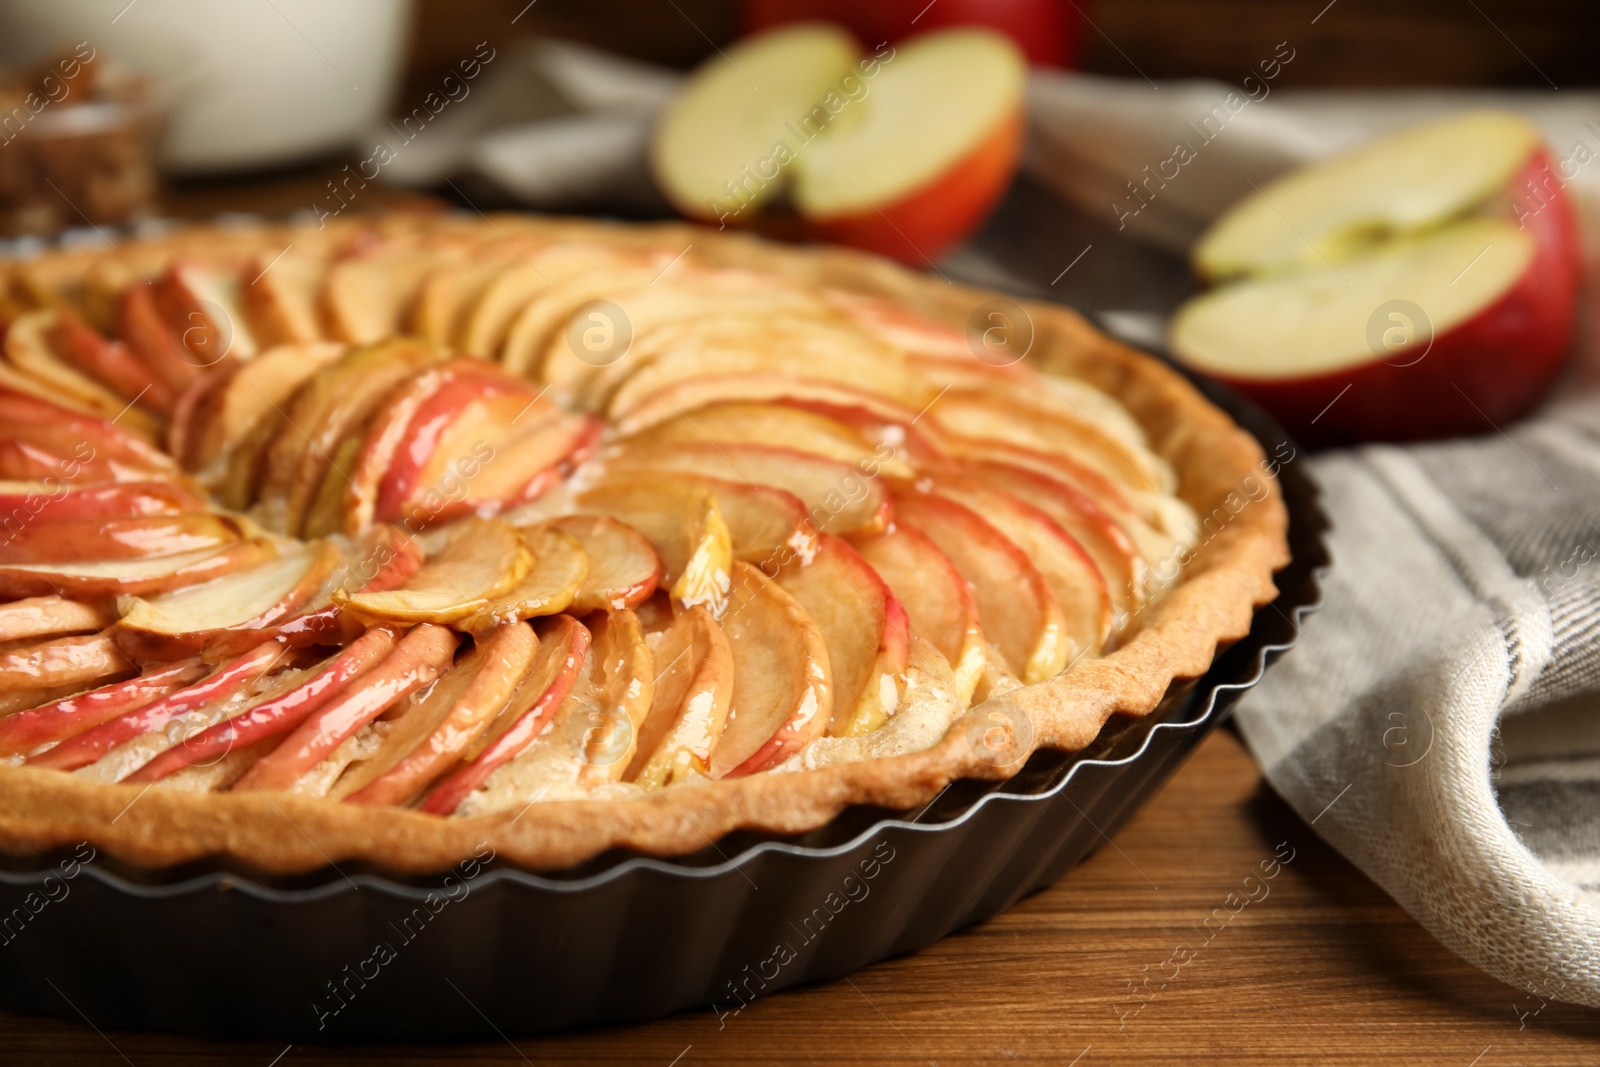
0;213;1288;873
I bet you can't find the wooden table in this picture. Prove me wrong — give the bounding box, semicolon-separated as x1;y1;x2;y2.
4;726;1597;1066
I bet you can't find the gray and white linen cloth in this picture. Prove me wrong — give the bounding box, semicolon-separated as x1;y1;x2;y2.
369;45;1600;1004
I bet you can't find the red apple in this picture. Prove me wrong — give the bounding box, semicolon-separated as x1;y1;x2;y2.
1175;111;1580;446
741;0;1077;68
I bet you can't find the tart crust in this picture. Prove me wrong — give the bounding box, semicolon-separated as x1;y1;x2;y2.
0;214;1288;873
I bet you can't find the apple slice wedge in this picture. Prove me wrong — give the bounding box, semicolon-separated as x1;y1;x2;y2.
851;524;986;706
336;621;538;806
320;247;438;345
411;248;518;346
541;514;662;613
0;634;131;695
4;309;163;438
115;282;205;399
0;596;112;644
0;658;207;758
610;373;928;440
711;561;832;777
232;623;457;792
46;307;174;413
0;480;204;523
0;387;176;480
890;484;1067;684
581;471;811;571
775;534;911;737
0;513;241;565
334;517;532;625
575;479;733;612
187;341;345;476
27;640;288;772
495;263;658;378
153;261;260;362
240;245;327;348
0;538;272;600
621;401;915;479
126;627;401;784
606;442;891;538
447;609;654;814
418;613;592;815
625;602;733;789
459;524;587;633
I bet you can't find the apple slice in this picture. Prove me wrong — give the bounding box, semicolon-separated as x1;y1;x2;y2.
710;562;832;776
27;640;287;772
459;523;587;633
0;480;201;523
496;263;659;378
336;621;538;806
4;309;163;438
126;627;401;783
320;247;438;345
232;623;457;792
0;389;176;482
542;514;662;612
625;602;733;789
0;596;111;644
0;659;207;757
0;633;130;695
334;517;531;625
187;341;345;476
411;248;517;346
240;246;327;348
418;613;592;815
0;513;240;565
153;260;260;362
852;525;986;704
890;484;1067;684
583;471;811;571
610;373;928;439
774;534;911;736
606;441;890;538
113;539;341;659
115;282;204;398
621;401;914;479
0;538;271;600
575;479;733;611
459;263;555;358
447;609;653;814
46;307;174;413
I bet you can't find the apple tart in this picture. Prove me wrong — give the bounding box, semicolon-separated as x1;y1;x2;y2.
0;214;1287;872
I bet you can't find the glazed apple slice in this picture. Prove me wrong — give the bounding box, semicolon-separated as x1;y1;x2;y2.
0;538;271;600
26;640;288;771
852;525;986;704
574;479;734;611
459;523;587;633
0;659;207;758
186;341;345;475
46;306;174;413
0;634;131;695
610;373;927;439
334;517;531;625
417;614;591;815
607;442;891;538
0;388;177;481
115;282;204;398
127;626;399;783
114;539;342;660
447;609;654;814
774;534;910;737
621;401;915;479
4;309;163;438
232;623;457;792
0;596;112;644
541;514;662;612
584;470;810;567
890;485;1068;684
241;246;327;348
709;562;832;777
0;480;204;523
153;261;260;362
624;601;733;789
0;513;241;565
335;621;538;806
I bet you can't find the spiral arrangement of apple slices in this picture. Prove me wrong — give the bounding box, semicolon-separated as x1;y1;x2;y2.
0;225;1196;817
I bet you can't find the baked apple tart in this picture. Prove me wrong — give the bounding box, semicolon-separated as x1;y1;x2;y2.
0;214;1286;872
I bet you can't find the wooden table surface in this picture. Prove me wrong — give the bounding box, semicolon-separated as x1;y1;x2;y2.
4;726;1597;1066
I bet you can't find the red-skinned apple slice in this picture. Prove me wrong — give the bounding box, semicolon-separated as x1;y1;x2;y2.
610;373;932;443
418;613;591;815
4;309;163;438
127;626;399;783
26;640;287;772
0;513;240;565
232;623;457;792
334;517;532;625
0;659;207;758
44;306;172;413
448;609;653;813
775;534;911;736
459;524;587;633
495;263;658;378
0;538;272;600
193;341;345;482
459;263;554;358
153;261;260;362
852;525;986;704
336;621;538;806
541;514;662;612
621;401;915;479
625;601;733;789
0;388;177;481
890;484;1067;683
115;282;204;398
0;480;202;523
575;479;734;611
710;561;832;777
0;596;111;644
0;634;131;695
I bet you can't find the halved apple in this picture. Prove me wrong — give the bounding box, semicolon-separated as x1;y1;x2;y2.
232;623;457;792
621;401;915;479
889;484;1067;683
418;613;592;815
126;627;400;784
5;308;163;438
0;633;131;695
851;524;986;705
459;523;587;633
0;513;240;565
334;517;531;625
775;534;911;736
711;561;832;776
625;602;733;789
575;478;734;611
27;640;287;771
0;658;206;758
0;538;271;600
541;514;663;613
0;596;111;644
335;621;538;805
